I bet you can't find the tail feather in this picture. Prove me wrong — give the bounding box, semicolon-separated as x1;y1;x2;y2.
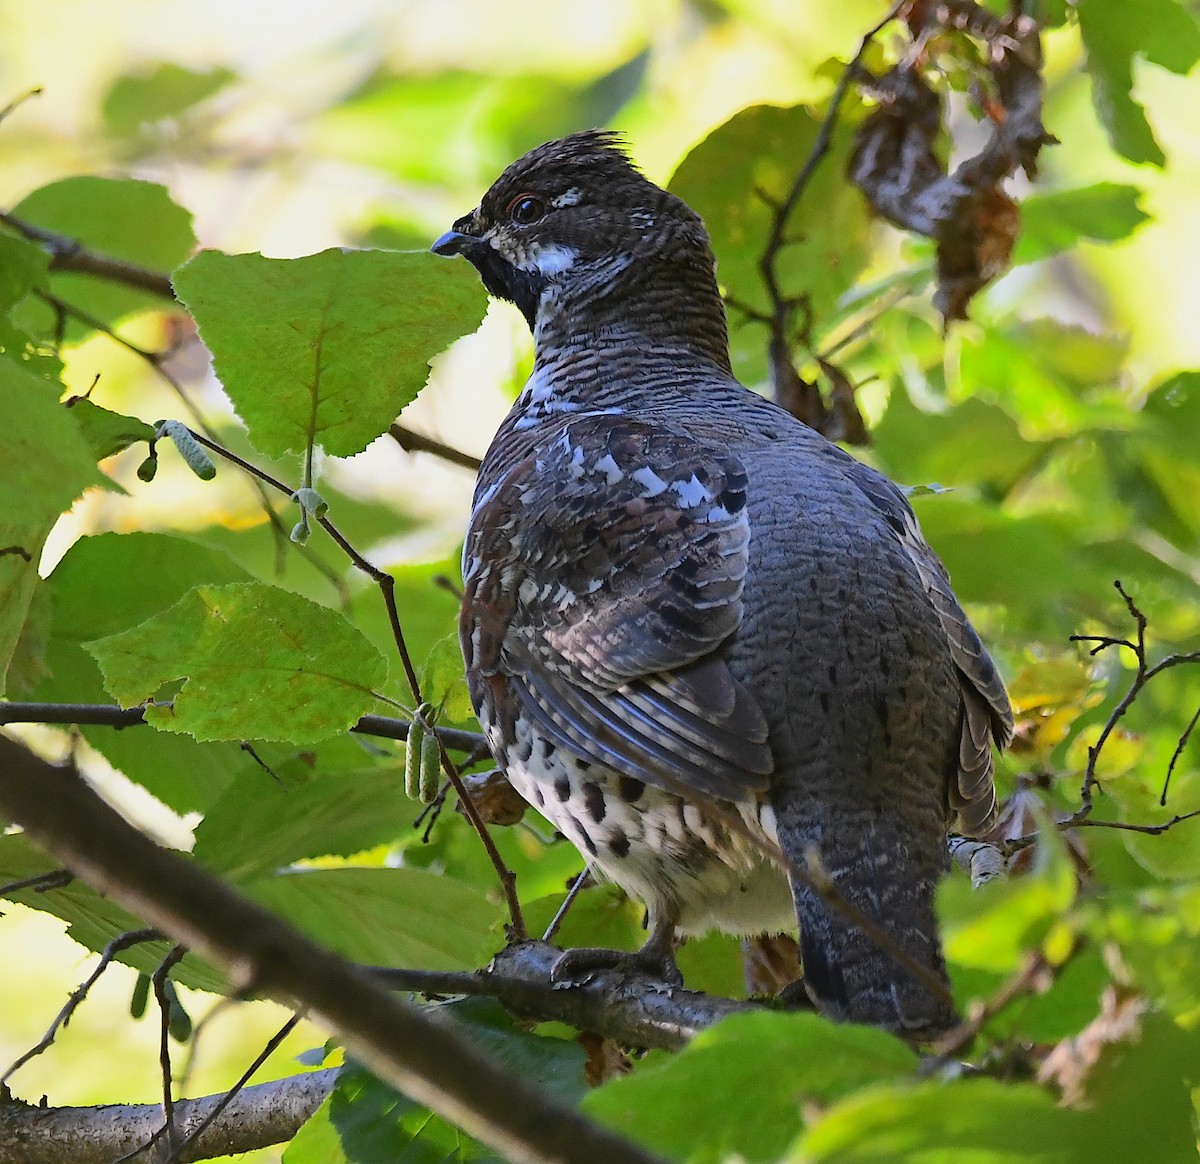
781;814;957;1039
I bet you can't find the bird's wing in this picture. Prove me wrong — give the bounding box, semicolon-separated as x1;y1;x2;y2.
462;413;772;802
831;446;1013;834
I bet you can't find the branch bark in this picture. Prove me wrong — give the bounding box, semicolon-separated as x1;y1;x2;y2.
0;701;486;755
0;1070;337;1164
0;211;177;301
0;734;664;1164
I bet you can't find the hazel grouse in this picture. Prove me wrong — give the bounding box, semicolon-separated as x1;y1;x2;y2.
431;130;1012;1037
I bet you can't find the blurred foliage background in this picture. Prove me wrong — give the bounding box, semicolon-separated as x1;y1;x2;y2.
1;0;1199;1160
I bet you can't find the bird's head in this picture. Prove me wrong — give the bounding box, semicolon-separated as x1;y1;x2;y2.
431;130;715;333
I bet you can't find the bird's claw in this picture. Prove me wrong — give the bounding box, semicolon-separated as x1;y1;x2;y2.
550;944;684;989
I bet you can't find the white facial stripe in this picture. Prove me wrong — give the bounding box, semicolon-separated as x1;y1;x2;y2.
552;188;583;207
528;243;577;276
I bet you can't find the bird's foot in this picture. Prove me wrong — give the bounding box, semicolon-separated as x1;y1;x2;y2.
550;919;683;988
776;977;817;1009
550;944;684;988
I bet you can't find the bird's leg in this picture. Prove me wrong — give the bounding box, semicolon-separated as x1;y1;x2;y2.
550;914;684;987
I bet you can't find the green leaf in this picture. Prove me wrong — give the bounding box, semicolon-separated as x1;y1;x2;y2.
670;103;872;384
312;64;645;190
12;177;194;328
0;231;49;311
85;581;389;744
0;832;228;993
291;1007;583;1164
419;633;472;723
172;248;488;459
957;321;1129;439
245;867;498;969
0;363;108;694
192;764;417;882
1077;0;1200;166
1014;184;1150;264
791;1077;1094;1162
33;532;252;810
285;1094;350;1164
297;1061;488;1164
102;63;237;138
874;388;1048;494
63;396;156;461
586;1011;917;1164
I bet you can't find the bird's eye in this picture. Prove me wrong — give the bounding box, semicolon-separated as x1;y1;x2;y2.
507;194;546;226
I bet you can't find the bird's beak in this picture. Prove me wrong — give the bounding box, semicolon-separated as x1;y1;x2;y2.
430;230;476;257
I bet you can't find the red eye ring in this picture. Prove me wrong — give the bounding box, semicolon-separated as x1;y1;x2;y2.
506;194;547;225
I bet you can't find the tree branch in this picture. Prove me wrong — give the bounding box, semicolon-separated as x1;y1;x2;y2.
370;941;757;1052
0;211;177;301
0;734;664;1164
0;701;486;756
0;1069;338;1164
389;423;482;471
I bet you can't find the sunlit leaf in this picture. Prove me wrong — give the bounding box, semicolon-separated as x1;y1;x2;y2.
585;1011;916;1164
420;633;472;723
0;832;228;993
173;248;488;459
193;765;416;882
0;364;108;694
1014;183;1149;265
1077;0;1200;165
86;581;388;743
791;1077;1093;1162
102;62;237;138
33;533;252;810
64;396;156;461
246;867;498;969
670;103;871;384
12;177;193;329
0;232;49;310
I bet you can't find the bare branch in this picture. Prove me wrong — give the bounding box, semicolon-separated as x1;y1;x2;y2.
1162;704;1200;806
0;1069;338;1164
0;869;73;897
0;735;663;1164
0;701;486;756
2;929;160;1084
157;1015;302;1164
1068;580;1200;819
369;941;756;1052
389;423;482;471
0;211;177;300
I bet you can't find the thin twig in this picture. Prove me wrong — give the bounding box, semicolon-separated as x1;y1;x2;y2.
389;423;482;471
1070;809;1200;837
2;928;161;1084
0;86;42;125
0;701;486;755
184;429;526;937
542;869;591;943
758;1;906;352
0;869;73;896
1001;805;1200;857
0;211;176;300
1161;704;1200;807
158;1014;303;1164
147;946;188;1162
1068;580;1200;819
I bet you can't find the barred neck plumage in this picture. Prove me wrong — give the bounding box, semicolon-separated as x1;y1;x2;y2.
532;246;733;382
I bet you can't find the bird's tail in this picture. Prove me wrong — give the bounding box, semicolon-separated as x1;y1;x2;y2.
779;811;958;1039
